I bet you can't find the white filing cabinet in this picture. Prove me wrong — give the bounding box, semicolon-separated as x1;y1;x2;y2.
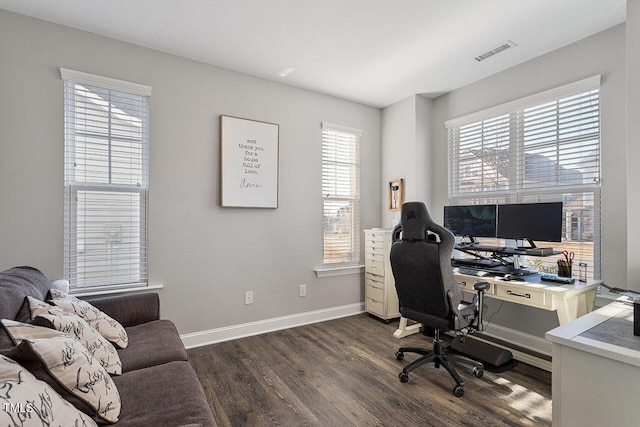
364;229;400;321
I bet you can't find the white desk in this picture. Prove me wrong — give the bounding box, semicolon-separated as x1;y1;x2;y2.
546;302;640;427
394;273;601;338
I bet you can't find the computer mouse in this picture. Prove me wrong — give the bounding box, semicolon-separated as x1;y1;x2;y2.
503;274;513;281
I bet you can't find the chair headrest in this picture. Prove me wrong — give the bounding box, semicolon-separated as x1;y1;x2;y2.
400;202;432;241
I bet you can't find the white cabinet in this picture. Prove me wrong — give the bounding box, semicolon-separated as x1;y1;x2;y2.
364;229;399;321
546;302;640;426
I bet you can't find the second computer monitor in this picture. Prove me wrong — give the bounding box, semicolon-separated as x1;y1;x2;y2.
443;204;497;238
496;202;563;243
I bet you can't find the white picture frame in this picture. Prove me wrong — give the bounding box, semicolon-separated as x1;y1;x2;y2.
220;115;279;208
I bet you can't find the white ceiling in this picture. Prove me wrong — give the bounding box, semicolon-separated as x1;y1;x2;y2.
0;0;627;108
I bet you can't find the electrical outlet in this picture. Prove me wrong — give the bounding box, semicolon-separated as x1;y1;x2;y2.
244;291;253;305
299;284;307;297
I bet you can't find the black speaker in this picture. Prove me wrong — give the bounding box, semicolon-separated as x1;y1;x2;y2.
634;298;640;337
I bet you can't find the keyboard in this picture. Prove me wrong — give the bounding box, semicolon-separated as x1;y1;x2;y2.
491;266;535;276
452;258;502;268
453;267;495;277
453;266;535;277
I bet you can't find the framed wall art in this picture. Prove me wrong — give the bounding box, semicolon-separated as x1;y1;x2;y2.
220;115;279;208
388;178;404;211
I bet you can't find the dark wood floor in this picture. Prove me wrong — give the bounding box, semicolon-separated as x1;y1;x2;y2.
188;313;551;427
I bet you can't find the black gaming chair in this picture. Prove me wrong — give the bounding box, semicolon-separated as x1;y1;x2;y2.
390;202;489;397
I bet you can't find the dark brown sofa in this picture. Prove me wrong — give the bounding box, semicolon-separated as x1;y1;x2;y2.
0;266;216;427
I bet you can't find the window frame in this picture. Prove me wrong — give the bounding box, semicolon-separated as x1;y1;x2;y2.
61;69;151;290
445;76;602;279
321;122;362;268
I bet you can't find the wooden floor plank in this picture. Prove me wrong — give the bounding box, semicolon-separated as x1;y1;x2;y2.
188;313;551;427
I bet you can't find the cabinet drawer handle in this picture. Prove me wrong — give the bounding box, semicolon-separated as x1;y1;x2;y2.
507;290;531;299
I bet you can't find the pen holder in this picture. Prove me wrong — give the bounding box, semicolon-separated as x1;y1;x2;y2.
558;261;572;278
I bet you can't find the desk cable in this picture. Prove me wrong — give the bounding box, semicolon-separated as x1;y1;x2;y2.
599;282;640;304
483;300;505;331
455;300;504;341
598;282;640;296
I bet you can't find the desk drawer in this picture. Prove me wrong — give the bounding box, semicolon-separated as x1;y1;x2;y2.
365;297;384;316
365;273;384;289
365;257;384;276
365;252;384;264
365;284;384;302
365;244;385;257
495;285;546;308
365;230;385;241
457;279;493;295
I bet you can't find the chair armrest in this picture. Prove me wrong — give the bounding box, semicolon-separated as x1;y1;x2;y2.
81;293;160;327
473;281;490;292
448;281;489;332
472;281;489;332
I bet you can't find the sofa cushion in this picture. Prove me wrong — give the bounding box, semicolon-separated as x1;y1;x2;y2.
28;296;122;375
118;320;188;372
5;336;122;424
112;361;216;427
0;354;99;427
82;293;160;328
0;266;51;322
48;288;129;348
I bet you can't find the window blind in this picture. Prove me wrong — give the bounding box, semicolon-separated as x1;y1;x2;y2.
322;122;361;266
446;77;601;278
62;69;150;289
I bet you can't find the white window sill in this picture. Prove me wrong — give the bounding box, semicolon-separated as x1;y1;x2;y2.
70;283;164;298
314;265;364;278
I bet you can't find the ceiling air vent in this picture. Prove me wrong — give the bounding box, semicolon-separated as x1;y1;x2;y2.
475;40;517;62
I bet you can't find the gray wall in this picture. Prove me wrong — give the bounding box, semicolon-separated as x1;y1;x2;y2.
380;95;434;228
0;10;382;334
430;24;628;335
627;0;640;290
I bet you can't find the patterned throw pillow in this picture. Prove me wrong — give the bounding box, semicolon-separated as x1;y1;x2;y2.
1;319;68;342
0;354;99;427
48;289;128;348
4;337;121;424
27;296;122;375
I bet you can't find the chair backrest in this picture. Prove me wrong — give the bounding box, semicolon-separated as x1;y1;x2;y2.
390;202;461;329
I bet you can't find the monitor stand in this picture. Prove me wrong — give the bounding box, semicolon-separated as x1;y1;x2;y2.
517;239;537;250
458;235;478;246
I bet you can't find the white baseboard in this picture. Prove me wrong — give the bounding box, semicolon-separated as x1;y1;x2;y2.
181;303;553;371
181;302;365;349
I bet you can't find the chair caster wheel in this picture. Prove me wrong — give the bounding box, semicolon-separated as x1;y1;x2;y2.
473;367;484;379
399;372;409;383
395;351;404;361
453;385;464;397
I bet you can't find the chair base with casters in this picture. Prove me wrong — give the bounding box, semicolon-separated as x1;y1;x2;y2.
395;329;484;397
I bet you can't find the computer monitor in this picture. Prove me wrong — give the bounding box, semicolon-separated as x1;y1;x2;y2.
443;205;497;238
496;202;563;246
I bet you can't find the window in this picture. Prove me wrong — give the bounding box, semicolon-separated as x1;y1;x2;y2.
62;69;151;289
446;76;601;278
321;122;362;266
